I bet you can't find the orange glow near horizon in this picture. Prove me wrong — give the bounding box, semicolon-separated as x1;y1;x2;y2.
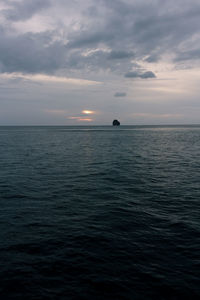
82;110;95;114
79;118;93;122
68;116;93;122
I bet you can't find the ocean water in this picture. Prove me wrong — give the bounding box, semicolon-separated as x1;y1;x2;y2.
0;125;200;299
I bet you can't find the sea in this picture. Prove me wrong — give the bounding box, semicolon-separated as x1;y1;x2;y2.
0;125;200;300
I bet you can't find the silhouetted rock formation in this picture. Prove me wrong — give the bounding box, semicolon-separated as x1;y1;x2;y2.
113;119;120;126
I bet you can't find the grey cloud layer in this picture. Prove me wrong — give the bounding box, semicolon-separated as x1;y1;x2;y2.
0;29;65;73
125;71;156;79
0;0;200;76
2;0;51;21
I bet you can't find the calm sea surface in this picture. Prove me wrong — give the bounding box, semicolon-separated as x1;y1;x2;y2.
0;125;200;299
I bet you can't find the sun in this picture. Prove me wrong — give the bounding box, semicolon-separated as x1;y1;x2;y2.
82;110;95;114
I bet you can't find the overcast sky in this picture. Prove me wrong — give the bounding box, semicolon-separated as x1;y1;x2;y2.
0;0;200;125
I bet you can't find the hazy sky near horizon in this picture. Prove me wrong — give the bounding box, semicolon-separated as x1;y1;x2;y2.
1;0;200;125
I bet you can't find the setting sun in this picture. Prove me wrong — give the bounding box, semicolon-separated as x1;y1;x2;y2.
82;110;95;114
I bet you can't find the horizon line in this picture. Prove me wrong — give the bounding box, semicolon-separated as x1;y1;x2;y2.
0;124;200;127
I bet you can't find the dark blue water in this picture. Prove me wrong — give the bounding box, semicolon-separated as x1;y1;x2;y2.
0;125;200;299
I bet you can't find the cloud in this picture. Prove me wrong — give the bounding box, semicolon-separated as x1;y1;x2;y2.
140;71;156;79
45;109;68;115
0;72;100;85
1;0;200;126
145;54;160;63
2;0;51;21
175;48;200;62
108;50;134;60
0;29;66;74
125;71;156;79
68;117;93;122
0;0;200;77
132;113;184;119
67;31;112;49
114;92;127;97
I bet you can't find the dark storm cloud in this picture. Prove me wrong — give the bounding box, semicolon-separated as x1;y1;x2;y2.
0;0;200;75
125;71;156;79
114;92;127;97
3;0;51;21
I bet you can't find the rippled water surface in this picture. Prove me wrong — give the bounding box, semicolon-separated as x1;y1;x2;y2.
0;125;200;299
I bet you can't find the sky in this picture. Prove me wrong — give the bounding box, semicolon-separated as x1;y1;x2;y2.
0;0;200;125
